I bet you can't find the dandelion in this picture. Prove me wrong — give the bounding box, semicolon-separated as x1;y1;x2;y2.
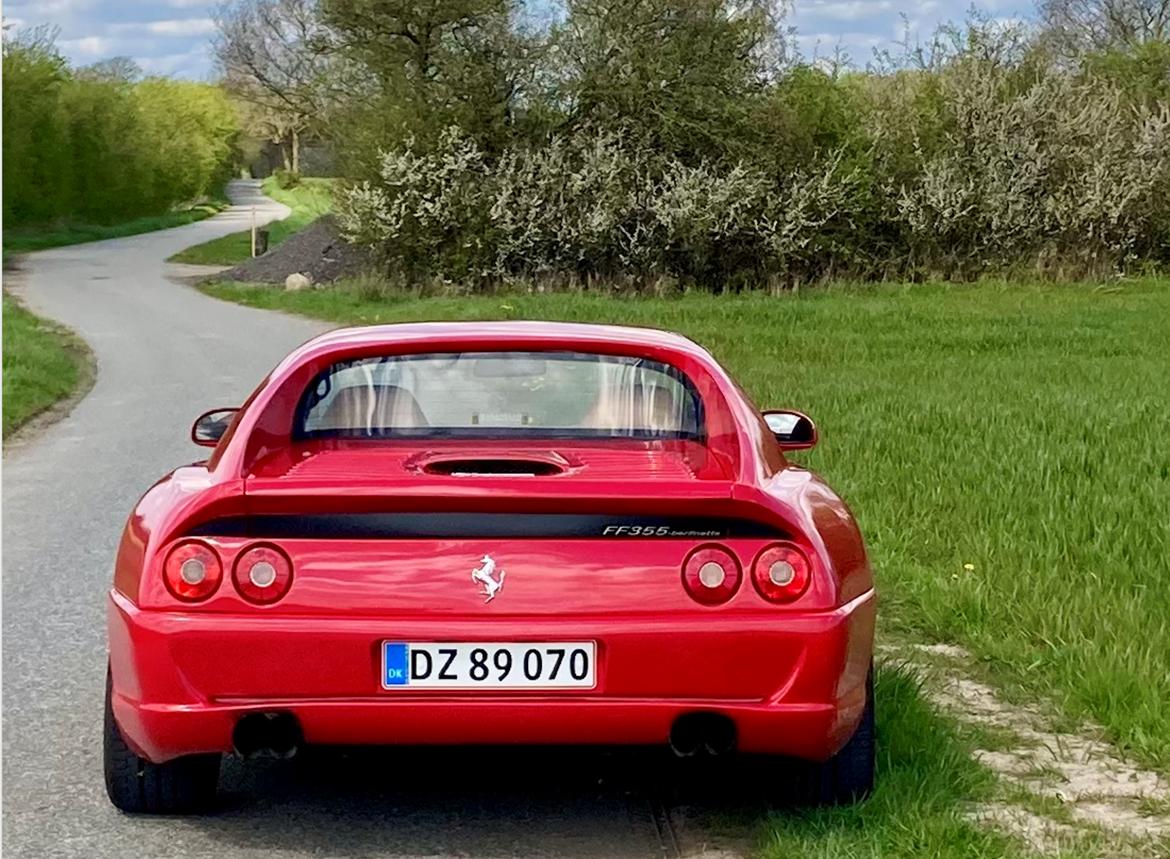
963;563;975;571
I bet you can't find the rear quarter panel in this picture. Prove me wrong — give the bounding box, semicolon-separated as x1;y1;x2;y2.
113;466;247;602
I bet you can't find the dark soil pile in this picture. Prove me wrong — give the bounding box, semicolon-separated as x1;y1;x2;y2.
216;215;375;285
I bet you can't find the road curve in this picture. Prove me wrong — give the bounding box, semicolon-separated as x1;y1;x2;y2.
1;181;742;858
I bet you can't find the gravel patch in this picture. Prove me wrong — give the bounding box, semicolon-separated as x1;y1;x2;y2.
214;215;375;285
884;642;1170;853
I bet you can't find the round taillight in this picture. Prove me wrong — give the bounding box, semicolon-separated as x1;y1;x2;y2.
232;544;293;604
752;543;812;603
163;540;223;602
682;545;742;606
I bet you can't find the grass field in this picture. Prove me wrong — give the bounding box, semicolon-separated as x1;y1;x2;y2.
204;276;1170;855
2;294;90;436
167;177;334;265
2;200;229;256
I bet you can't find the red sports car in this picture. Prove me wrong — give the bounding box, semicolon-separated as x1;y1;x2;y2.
105;321;875;813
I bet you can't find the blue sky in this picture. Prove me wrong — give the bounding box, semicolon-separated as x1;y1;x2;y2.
4;0;1033;80
790;0;1031;64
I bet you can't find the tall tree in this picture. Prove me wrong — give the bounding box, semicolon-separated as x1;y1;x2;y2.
551;0;784;161
214;0;340;171
320;0;526;155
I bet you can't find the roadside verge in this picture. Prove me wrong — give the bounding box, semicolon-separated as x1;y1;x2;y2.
2;286;96;444
3;198;230;257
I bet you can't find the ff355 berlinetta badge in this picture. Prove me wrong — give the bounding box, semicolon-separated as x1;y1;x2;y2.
472;554;506;602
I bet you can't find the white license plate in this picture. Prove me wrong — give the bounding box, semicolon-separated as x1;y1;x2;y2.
381;641;596;690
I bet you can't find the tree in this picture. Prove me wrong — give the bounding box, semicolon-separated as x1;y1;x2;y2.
1039;0;1170;55
3;27;240;227
548;0;783;162
214;0;341;172
78;56;143;83
2;26;70;224
320;0;527;157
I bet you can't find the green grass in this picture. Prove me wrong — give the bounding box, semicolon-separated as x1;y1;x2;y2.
205;277;1170;776
2;294;90;436
759;665;1022;858
684;664;1027;858
2;200;229;255
167;176;334;265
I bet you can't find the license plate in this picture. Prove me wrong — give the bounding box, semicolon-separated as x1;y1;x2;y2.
381;641;596;690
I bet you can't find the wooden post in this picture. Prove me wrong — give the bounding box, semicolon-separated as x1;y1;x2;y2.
250;206;257;257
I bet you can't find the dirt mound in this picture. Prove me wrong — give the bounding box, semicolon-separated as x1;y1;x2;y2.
216;215;374;285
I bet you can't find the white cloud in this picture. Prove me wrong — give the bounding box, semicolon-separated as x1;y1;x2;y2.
110;18;216;38
134;44;210;77
7;0;94;16
144;18;216;36
800;1;894;22
794;29;883;61
59;35;111;56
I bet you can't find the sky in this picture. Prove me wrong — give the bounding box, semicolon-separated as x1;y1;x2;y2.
2;0;1034;80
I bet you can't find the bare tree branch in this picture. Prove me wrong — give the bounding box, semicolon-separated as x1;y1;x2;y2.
1040;0;1170;55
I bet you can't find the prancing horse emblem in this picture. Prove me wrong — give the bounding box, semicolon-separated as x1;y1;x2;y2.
472;555;506;603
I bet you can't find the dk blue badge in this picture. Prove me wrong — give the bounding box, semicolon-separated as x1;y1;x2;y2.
383;642;409;686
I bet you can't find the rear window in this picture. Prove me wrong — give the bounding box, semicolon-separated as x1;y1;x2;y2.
297;351;702;440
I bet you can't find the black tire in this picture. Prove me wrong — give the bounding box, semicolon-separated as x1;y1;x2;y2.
104;672;220;814
794;665;875;806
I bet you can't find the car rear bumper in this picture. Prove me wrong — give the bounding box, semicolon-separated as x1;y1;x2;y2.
107;589;875;763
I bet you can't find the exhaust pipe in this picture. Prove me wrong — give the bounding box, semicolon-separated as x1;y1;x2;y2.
669;716;703;757
669;713;736;758
233;712;302;759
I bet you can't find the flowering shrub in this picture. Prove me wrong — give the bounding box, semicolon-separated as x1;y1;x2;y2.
338;33;1170;287
339;129;861;285
891;54;1170;273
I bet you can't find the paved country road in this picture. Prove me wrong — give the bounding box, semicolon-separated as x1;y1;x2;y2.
2;181;750;858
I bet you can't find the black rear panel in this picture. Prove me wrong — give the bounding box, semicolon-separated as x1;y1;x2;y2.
187;513;784;540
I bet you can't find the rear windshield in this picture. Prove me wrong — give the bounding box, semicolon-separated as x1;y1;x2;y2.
297;351;702;440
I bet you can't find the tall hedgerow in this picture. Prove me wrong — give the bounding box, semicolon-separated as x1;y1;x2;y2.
332;8;1170;286
2;29;241;229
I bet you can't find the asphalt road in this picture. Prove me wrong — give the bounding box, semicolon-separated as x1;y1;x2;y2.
1;181;750;858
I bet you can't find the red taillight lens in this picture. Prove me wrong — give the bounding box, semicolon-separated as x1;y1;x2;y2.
232;544;293;604
752;543;812;603
681;545;742;606
163;540;223;602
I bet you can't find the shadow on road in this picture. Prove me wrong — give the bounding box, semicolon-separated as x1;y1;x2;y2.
185;746;772;857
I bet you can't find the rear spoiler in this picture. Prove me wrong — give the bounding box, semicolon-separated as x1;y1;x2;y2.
177;479;801;542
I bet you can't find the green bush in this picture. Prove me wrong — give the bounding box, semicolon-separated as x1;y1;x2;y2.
272;168;302;190
2;29;240;229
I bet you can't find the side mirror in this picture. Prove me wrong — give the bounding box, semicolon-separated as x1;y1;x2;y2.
763;410;817;451
191;408;239;447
